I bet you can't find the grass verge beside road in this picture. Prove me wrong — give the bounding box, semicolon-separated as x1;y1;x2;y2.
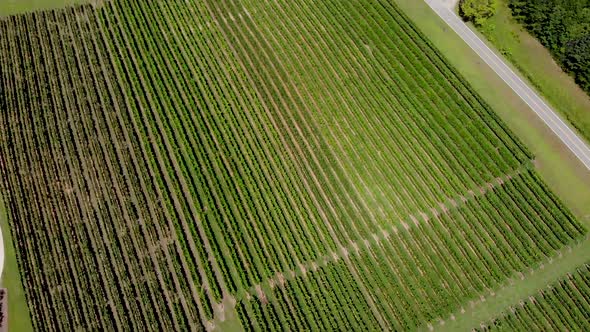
398;3;590;328
394;0;590;222
0;200;33;332
475;0;590;144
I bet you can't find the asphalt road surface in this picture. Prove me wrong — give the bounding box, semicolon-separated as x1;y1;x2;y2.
425;0;590;171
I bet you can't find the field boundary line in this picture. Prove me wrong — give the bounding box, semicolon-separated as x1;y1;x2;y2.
205;1;389;326
424;0;590;170
437;235;590;331
237;165;526;303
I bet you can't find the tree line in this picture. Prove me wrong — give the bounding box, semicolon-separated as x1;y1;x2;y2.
509;0;590;94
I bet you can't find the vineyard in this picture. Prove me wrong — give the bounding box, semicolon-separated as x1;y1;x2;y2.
0;0;587;331
476;264;590;331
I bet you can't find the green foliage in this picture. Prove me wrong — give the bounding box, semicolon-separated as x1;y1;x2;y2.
474;264;590;331
0;0;586;330
0;0;91;17
509;0;590;94
565;34;590;91
460;0;499;26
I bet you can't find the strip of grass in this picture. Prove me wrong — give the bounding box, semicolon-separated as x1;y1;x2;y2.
0;200;33;332
0;0;92;17
395;2;590;328
440;238;590;331
394;0;590;223
475;0;590;144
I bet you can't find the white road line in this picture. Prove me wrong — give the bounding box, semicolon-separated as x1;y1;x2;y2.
438;10;588;158
439;10;585;152
425;0;590;171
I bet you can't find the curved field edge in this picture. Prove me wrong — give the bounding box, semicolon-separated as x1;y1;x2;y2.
0;198;33;332
393;0;590;221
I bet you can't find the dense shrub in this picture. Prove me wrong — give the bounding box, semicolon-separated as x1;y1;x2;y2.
459;0;499;26
509;0;590;94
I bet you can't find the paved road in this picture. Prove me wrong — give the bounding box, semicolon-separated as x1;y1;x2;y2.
425;0;590;171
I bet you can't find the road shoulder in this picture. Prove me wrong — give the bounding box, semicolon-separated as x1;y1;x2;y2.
471;0;590;144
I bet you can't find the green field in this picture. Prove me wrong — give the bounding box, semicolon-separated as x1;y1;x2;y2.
475;264;590;331
0;0;93;17
393;1;590;329
0;0;588;330
441;235;590;330
394;0;590;220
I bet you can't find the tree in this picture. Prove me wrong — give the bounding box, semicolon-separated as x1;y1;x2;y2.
564;34;590;91
459;0;499;26
508;0;590;95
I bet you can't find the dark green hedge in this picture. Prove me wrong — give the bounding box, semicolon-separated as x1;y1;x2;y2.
509;0;590;94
